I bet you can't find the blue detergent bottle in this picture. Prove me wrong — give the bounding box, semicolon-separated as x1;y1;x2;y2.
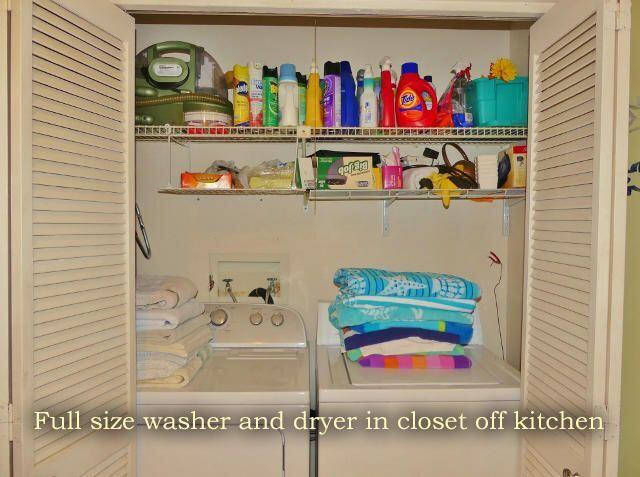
340;61;359;127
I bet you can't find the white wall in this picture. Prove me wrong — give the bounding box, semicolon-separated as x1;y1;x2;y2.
135;22;525;364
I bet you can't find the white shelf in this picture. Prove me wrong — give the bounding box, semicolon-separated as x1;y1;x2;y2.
158;187;526;201
136;125;527;143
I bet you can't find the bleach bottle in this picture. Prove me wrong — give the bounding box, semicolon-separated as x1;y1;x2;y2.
340;61;358;127
396;62;437;127
278;64;299;126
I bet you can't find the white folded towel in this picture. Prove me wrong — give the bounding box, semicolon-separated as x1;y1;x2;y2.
136;275;198;310
137;313;211;345
136;300;205;331
137;324;214;358
137;346;212;388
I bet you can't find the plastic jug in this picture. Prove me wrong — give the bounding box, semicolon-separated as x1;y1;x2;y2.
323;61;341;127
278;64;299;126
379;57;396;127
396;62;437;127
305;61;322;127
340;61;358;127
262;65;279;126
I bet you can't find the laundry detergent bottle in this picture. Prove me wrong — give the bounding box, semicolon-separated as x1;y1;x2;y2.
262;65;279;127
340;61;358;127
379;56;396;127
305;61;322;127
278;63;299;126
323;61;341;127
396;62;437;127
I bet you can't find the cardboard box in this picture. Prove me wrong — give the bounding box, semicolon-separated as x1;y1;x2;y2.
316;156;375;190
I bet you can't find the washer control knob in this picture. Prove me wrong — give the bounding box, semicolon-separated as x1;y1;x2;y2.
249;312;263;326
271;312;285;327
210;309;228;326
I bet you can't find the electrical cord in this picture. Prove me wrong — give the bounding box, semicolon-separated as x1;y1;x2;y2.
489;251;505;360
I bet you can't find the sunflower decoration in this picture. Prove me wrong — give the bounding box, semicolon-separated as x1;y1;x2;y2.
489;58;517;82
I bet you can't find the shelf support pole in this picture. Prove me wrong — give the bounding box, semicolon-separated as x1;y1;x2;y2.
382;199;395;236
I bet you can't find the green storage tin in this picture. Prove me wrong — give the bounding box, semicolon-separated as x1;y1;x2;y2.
466;77;529;127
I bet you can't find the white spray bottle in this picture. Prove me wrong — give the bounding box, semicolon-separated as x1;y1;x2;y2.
359;64;378;127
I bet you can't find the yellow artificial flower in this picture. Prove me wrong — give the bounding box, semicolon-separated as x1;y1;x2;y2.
489;58;517;82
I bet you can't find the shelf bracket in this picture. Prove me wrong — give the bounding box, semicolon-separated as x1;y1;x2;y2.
502;200;511;237
303;189;310;214
382;198;396;236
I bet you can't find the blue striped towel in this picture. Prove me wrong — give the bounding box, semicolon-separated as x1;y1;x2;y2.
334;268;481;300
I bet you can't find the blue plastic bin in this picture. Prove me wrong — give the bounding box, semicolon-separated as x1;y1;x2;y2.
466;77;529;127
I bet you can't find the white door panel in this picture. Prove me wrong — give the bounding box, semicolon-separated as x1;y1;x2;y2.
10;0;135;475
522;0;629;476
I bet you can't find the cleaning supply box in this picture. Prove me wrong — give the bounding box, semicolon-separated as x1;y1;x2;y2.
314;151;380;190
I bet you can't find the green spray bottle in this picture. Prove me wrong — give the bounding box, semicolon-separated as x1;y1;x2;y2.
297;72;307;126
262;66;279;126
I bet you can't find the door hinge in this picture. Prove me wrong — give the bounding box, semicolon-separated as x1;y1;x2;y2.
7;403;14;442
616;2;631;31
595;405;617;442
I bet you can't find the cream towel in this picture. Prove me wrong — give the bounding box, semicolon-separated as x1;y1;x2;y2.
137;324;214;358
136;300;205;331
136;275;198;310
137;313;211;345
137;346;212;389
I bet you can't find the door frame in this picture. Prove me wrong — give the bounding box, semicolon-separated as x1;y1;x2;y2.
0;0;11;475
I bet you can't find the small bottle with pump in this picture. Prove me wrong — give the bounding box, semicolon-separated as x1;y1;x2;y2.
359;64;378;127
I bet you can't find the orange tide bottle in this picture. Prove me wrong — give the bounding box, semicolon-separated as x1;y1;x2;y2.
395;62;437;128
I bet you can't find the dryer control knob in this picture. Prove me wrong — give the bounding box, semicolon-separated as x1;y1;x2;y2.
210;309;228;326
249;312;263;326
271;312;285;327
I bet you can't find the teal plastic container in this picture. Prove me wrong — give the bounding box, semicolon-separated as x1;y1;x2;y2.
466;77;528;127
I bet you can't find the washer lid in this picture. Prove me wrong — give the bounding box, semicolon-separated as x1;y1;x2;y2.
138;347;309;406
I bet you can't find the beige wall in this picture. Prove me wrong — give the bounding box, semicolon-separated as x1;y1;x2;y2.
619;4;640;476
135;23;527;362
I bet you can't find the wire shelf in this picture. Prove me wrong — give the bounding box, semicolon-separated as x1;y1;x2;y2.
137;125;527;143
158;187;526;201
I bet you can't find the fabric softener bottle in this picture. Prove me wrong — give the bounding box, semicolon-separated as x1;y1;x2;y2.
395;62;437;127
323;61;341;127
262;65;279;127
340;60;358;127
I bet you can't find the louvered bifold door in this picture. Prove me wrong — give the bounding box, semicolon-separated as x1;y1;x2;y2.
522;1;629;477
10;0;135;475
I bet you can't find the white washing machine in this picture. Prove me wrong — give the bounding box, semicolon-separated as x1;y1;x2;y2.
138;303;310;477
315;302;521;477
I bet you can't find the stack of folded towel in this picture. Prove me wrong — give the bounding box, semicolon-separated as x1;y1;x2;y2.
136;276;213;388
329;268;480;369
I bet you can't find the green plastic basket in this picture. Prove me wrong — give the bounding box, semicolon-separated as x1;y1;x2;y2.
466;77;529;127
